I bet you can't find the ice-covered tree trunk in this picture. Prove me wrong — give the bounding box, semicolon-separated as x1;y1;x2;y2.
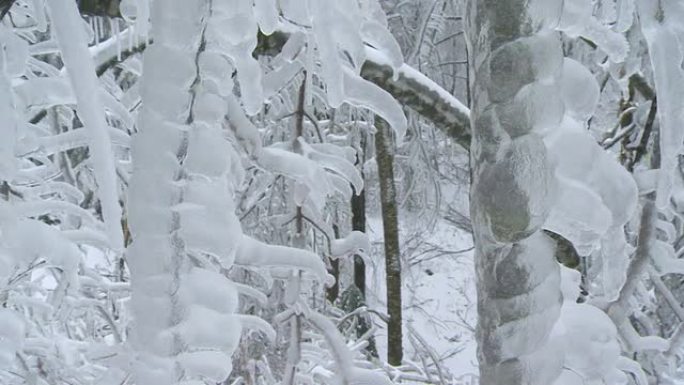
128;1;242;384
466;1;564;384
375;117;403;366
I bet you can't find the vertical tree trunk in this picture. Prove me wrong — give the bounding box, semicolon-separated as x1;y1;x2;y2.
284;78;308;385
374;117;403;366
466;1;564;384
351;134;367;296
347;137;379;358
351;195;366;295
327;224;341;303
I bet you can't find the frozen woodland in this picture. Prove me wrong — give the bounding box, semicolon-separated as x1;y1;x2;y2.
3;0;684;384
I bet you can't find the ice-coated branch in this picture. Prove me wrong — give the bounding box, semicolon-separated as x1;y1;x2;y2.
235;235;332;285
93;27;148;76
650;269;684;356
306;310;354;385
77;0;121;17
361;51;471;148
637;0;684;208
0;26;21;180
1;0;122;20
616;356;649;385
606;196;656;322
629;73;656;100
406;323;448;385
649;269;684;321
46;0;123;251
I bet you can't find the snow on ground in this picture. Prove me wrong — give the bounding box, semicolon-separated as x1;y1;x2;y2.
365;215;478;383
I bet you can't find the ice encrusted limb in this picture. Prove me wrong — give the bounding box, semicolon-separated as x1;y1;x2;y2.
544;124;638;257
558;0;629;62
305;310;354;384
25;126;130;155
342;67;407;143
235;235;333;286
0;309;24;367
361;47;470;148
542;56;638;302
330;231;370;258
256;141;363;211
554;267;642;384
616;356;648;385
606;194;656;321
0;26;23;180
46;0;123;251
296;305;395;385
637;0;684;209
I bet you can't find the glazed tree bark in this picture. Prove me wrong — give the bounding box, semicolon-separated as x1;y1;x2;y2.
466;1;565;384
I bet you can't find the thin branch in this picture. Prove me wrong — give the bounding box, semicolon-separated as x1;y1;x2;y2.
407;0;440;65
407;324;448;385
433;31;464;46
303;110;323;142
628;98;658;172
428;60;468;68
603;122;636;149
629;73;656;100
649;269;684;321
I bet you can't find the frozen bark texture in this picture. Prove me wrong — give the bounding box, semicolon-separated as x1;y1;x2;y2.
466;1;565;384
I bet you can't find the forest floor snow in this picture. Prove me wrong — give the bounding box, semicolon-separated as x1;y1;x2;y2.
366;216;478;383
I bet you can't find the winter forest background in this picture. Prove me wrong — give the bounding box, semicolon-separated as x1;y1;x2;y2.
1;0;684;384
